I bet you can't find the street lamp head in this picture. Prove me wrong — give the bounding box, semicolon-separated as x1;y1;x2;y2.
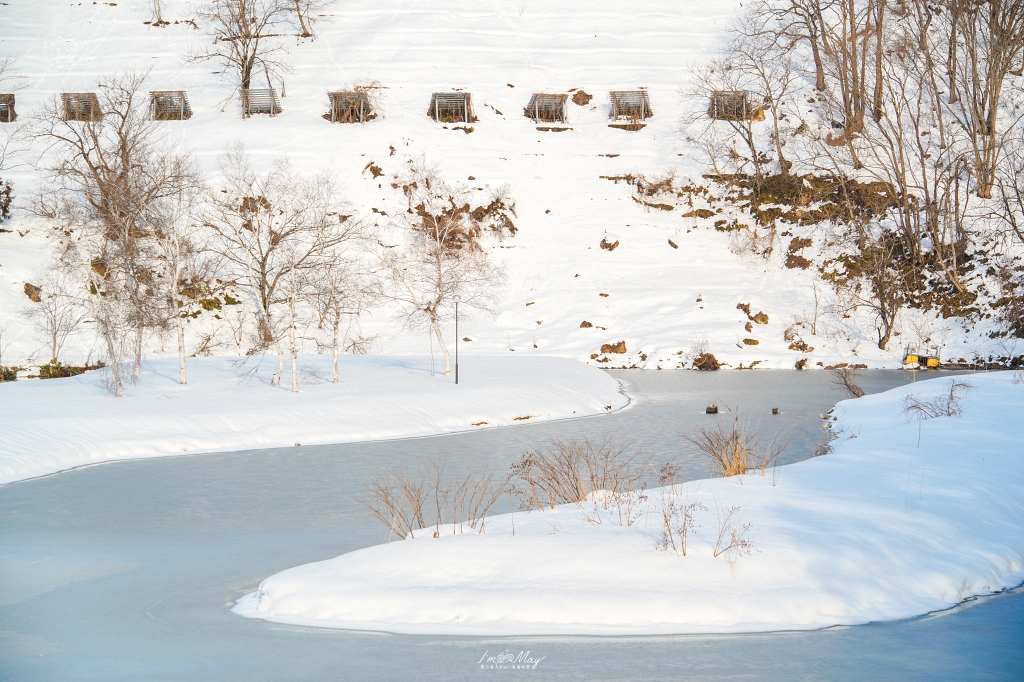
452;294;462;302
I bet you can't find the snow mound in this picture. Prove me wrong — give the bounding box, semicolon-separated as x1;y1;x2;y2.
0;355;627;485
234;372;1024;635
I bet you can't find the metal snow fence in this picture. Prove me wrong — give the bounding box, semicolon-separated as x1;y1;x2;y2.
0;94;15;123
524;93;568;123
61;92;102;121
241;88;282;117
328;90;373;123
428;92;475;123
609;89;652;120
149;90;192;120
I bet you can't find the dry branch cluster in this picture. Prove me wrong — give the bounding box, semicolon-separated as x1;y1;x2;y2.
902;378;973;420
509;436;649;510
683;415;787;477
360;458;507;540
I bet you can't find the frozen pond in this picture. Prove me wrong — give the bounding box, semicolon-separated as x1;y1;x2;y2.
1;369;1021;680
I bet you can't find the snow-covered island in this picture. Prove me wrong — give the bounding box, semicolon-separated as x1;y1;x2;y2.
0;355;627;485
234;372;1024;636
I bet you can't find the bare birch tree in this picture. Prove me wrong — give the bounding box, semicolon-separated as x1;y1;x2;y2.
188;0;290;104
204;144;362;389
376;164;506;375
21;254;86;365
308;243;370;383
149;180;214;385
31;70;200;395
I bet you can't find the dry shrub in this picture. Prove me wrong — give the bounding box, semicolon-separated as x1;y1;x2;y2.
654;465;707;556
902;379;973;420
510;436;649;510
683;415;786;477
693;353;720;370
830;366;865;398
712;502;756;559
813;436;834;457
359;457;507;541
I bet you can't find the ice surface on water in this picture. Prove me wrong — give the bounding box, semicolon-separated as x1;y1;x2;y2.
1;371;1021;681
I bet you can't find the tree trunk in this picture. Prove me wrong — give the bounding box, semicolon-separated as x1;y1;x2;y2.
811;37;826;91
175;296;187;385
948;18;959;104
294;0;311;36
134;325;144;375
289;307;298;393
872;0;885;122
332;313;340;384
431;316;451;375
103;323;123;397
272;342;284;386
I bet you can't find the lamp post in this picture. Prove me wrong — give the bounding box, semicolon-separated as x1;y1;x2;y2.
452;294;461;385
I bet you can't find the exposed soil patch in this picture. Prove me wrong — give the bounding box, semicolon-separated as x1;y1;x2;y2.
571;90;592;106
600;340;627;354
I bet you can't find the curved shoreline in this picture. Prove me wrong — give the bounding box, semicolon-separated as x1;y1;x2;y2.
0;355;629;486
234;372;1024;637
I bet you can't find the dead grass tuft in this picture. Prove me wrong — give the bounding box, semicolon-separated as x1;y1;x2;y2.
682;415;787;477
359;457;508;540
510;436;650;510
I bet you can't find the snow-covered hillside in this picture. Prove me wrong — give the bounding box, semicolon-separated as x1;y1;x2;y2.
0;0;1014;370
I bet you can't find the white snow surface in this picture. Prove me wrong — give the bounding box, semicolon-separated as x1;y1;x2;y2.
0;355;627;485
0;0;1007;371
234;372;1024;636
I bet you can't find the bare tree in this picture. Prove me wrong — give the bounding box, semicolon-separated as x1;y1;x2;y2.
20;255;86;364
686;58;774;188
204;144;361;389
287;0;330;37
940;0;1024;198
760;0;835;91
188;0;290;105
826;226;908;350
376;163;506;375
149;179;214;385
732;10;803;174
308;245;370;383
31;70;200;395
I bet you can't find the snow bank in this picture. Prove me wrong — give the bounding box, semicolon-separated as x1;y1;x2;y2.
0;355;627;485
235;372;1024;635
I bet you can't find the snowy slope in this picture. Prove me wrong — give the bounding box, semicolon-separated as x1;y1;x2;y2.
0;354;628;484
0;0;1008;369
234;371;1024;636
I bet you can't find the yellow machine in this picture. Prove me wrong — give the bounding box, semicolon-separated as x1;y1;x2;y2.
904;343;940;368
